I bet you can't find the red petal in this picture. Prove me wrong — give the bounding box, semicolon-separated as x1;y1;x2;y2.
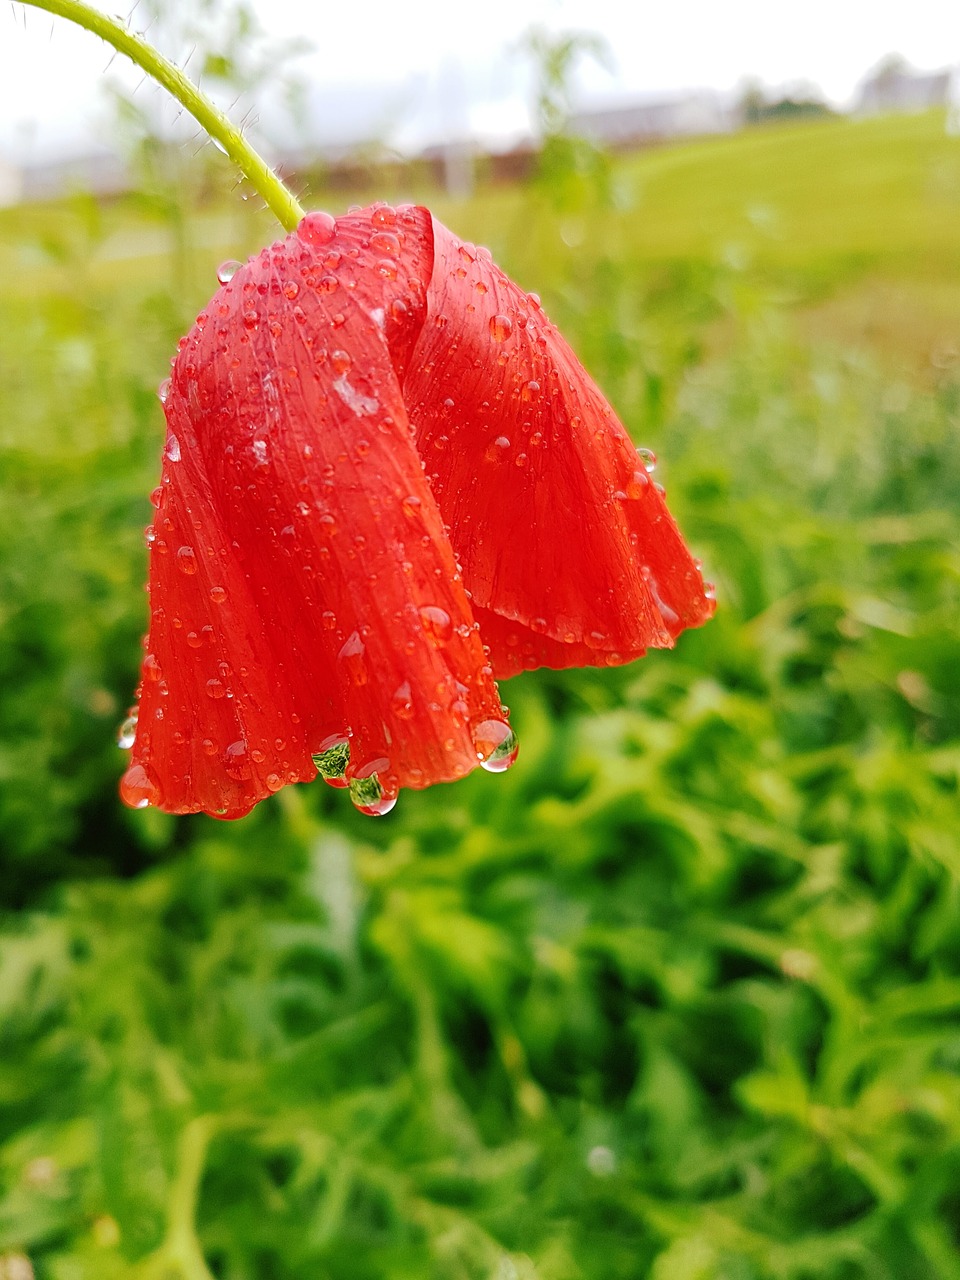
403;221;716;678
124;205;507;817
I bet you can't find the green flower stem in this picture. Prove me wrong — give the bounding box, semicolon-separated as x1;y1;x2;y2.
16;0;305;231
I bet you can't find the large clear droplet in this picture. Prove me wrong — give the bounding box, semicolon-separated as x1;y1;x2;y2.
637;447;657;473
312;736;350;788
349;762;398;816
117;708;138;749
217;259;243;284
474;720;520;773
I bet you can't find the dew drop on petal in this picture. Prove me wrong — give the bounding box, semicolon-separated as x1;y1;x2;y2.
165;432;181;462
312;735;350;787
157;377;171;404
298;210;337;245
209;585;227;604
282;280;300;299
223;739;252;781
370;230;400;255
338;631;367;686
474;719;520;773
142;653;162;681
637;447;657;473
489;313;513;342
217;259;243;284
176;546;198;575
402;494;422;518
120;763;159;809
419;605;452;646
206;679;226;700
624;469;649;499
391;681;414;719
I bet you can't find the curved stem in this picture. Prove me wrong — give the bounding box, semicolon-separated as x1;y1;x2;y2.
15;0;305;231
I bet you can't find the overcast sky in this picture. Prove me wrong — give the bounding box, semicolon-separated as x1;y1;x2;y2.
1;0;958;161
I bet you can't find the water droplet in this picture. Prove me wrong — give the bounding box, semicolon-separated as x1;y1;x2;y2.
624;469;649;499
637;447;657;473
206;679;226;699
243;309;259;330
298;210;337;246
266;773;283;792
371;204;397;227
402;494;422;518
224;739;252;781
377;258;398;280
312;735;350;787
282;279;300;300
521;380;541;401
217;259;242;284
149;486;164;509
117;708;138;749
419;605;452;646
142;653;162;681
338;631;367;685
331;349;351;374
489;314;513;342
209;586;227;604
157;377;171;404
120;764;159;810
176;545;198;575
165;433;181;463
474;719;519;772
392;682;414;719
484;435;510;462
349;760;398;816
186;631;203;648
370;230;400;255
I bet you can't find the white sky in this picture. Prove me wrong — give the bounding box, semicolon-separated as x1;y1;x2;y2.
1;0;958;160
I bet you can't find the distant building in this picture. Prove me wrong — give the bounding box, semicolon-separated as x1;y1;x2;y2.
856;60;952;115
568;92;735;148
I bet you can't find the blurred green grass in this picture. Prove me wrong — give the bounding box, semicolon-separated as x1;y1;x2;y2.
1;110;959;1279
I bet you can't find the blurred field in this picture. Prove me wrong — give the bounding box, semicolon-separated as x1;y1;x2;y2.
1;108;959;1280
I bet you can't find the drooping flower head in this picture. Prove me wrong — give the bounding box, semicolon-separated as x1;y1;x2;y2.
120;204;714;819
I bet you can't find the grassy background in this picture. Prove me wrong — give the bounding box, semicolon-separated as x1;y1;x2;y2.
1;108;959;1279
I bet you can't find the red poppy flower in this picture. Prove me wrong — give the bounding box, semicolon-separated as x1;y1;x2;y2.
120;203;714;820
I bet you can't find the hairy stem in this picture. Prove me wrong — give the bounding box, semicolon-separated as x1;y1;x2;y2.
15;0;305;231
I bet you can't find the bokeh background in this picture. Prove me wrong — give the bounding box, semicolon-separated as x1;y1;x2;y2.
2;2;960;1277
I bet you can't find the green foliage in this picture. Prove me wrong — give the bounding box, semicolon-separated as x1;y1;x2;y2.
1;111;960;1278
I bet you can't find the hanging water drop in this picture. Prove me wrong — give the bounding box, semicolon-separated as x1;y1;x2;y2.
312;735;351;787
474;720;520;773
157;377;171;404
349;761;398;816
637;447;657;473
120;763;159;810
